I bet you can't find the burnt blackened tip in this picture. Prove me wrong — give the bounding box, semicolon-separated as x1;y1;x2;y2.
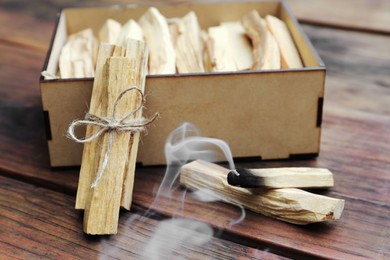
227;170;240;186
228;168;265;188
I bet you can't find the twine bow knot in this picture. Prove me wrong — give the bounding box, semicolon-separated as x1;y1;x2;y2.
67;87;159;188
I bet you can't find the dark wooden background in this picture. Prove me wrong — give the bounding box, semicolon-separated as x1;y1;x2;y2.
0;0;389;259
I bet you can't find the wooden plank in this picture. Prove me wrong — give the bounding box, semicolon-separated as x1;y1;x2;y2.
0;9;53;52
302;24;390;116
0;175;286;259
287;0;390;34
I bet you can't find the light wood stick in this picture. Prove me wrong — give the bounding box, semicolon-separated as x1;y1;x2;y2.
265;15;303;68
180;160;345;225
83;40;148;234
117;19;144;46
99;18;122;44
83;55;130;234
120;39;149;210
170;11;205;73
227;167;333;188
59;28;97;78
220;21;253;71
206;25;236;72
206;21;253;72
241;10;280;70
139;7;176;74
75;43;116;210
201;30;213;72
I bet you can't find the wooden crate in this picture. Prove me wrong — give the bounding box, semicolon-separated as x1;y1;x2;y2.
40;0;325;167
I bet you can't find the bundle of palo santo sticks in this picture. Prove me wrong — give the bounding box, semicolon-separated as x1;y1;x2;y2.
56;7;303;79
72;39;150;235
180;160;345;225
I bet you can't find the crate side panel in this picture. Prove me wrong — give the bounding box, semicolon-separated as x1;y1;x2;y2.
41;80;92;166
138;70;324;165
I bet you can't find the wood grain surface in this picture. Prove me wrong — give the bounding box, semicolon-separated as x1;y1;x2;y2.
0;176;282;259
0;0;389;259
286;0;390;34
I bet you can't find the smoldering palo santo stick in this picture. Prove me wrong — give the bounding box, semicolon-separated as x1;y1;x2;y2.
180;160;344;225
227;167;334;188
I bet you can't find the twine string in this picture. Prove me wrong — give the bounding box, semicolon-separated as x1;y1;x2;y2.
67;86;159;188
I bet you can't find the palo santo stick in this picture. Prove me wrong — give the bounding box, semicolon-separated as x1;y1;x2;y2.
121;39;149;210
59;28;97;78
75;43;138;210
180;160;345;225
75;43;116;210
99;19;122;44
265;15;303;68
83;55;130;234
117;19;144;46
206;25;236;72
220;21;253;71
206;22;253;72
201;30;213;72
84;40;148;234
227;167;334;188
170;11;205;73
139;7;176;74
241;10;280;70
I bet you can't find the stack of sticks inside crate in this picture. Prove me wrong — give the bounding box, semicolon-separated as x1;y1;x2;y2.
57;7;303;79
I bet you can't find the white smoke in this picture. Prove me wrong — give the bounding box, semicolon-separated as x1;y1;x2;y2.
140;122;240;258
100;123;244;259
154;122;235;200
141;219;213;260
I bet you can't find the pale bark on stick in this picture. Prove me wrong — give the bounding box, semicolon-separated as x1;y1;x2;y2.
241;10;280;70
59;28;97;78
265;15;303;69
139;7;176;74
117;19;144;46
170;11;205;73
180;160;345;225
99;19;122;44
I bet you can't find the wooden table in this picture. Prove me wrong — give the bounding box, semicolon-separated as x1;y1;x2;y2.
1;0;389;259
